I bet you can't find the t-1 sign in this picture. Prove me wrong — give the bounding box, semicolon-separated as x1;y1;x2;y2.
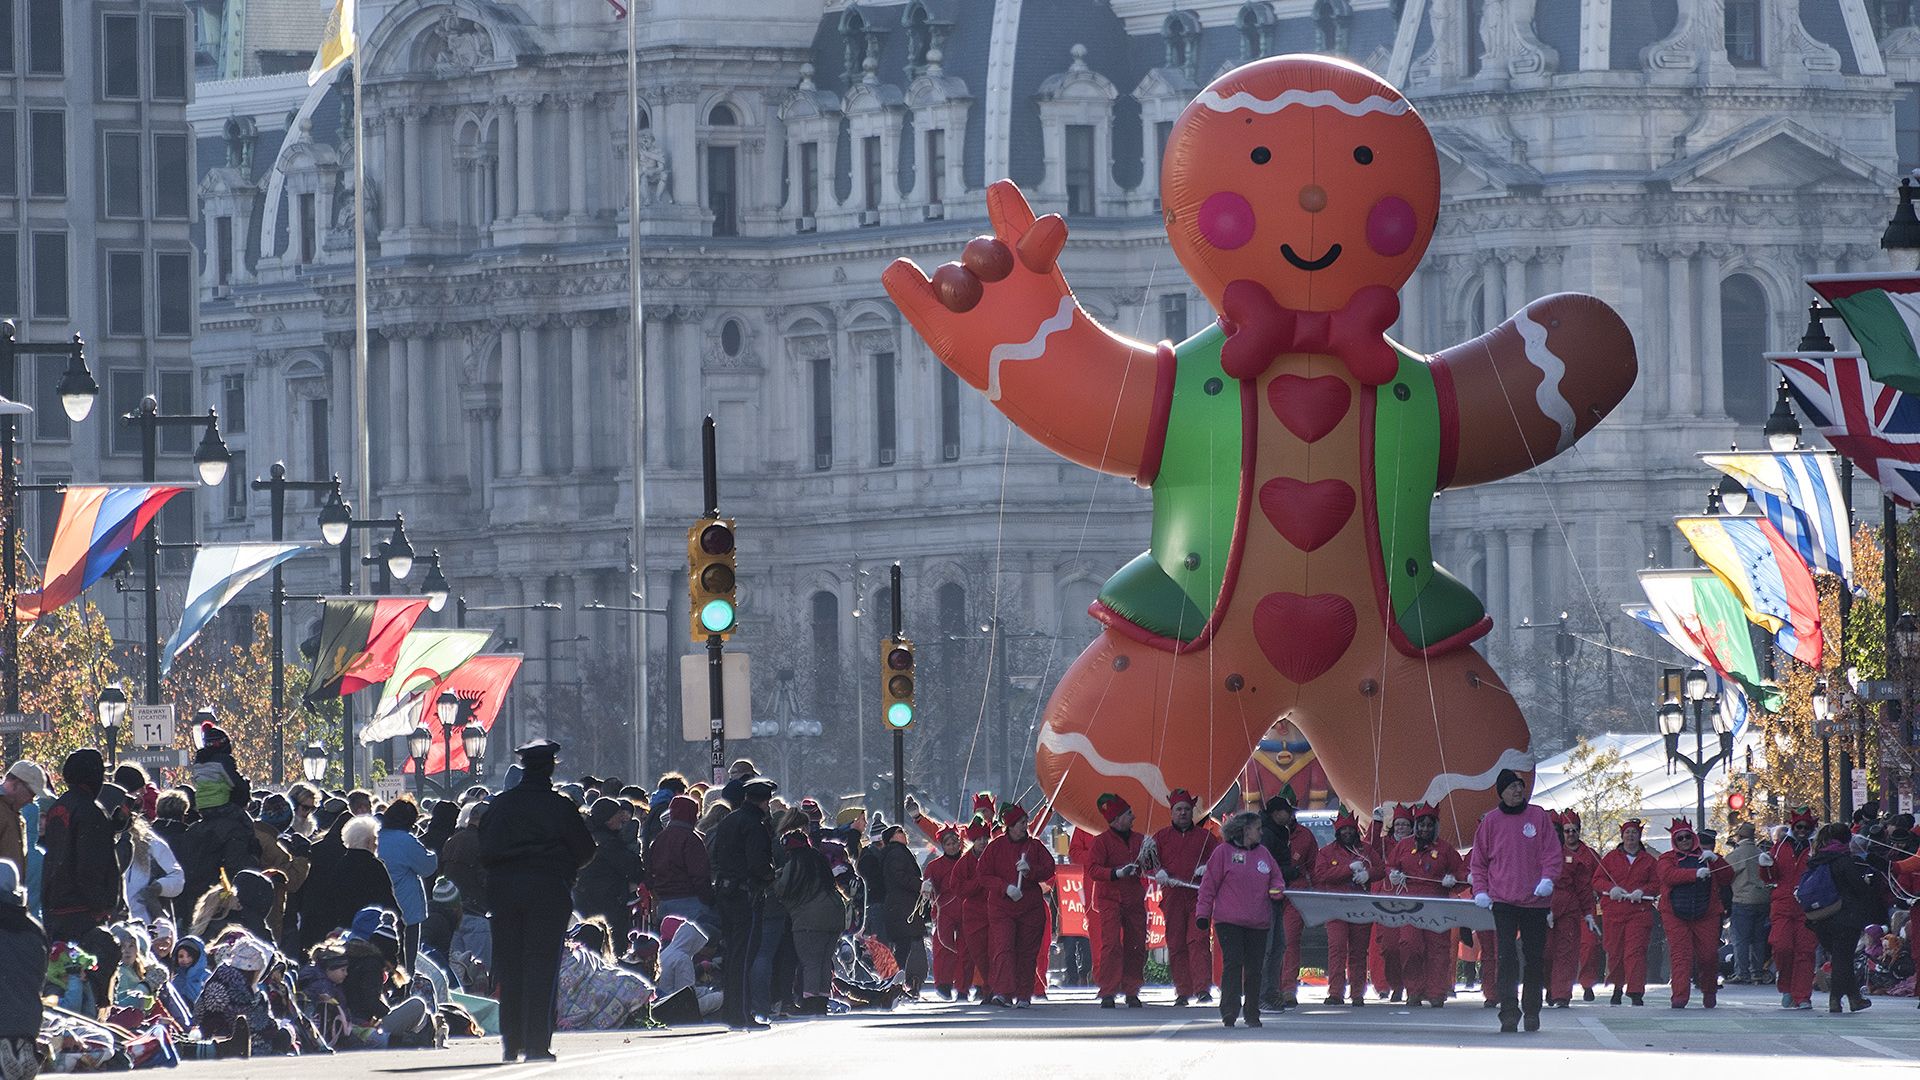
130;705;176;749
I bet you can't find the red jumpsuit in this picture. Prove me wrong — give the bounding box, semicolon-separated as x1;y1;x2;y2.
1595;846;1660;995
1547;841;1600;1002
1578;911;1604;989
1657;847;1732;1007
1067;827;1103;984
1087;827;1147;999
1273;825;1319;999
1367;825;1409;998
977;833;1057;1000
1383;837;1468;1003
1761;837;1816;1005
1152;822;1219;999
955;847;991;995
923;850;968;993
1310;841;1377;1002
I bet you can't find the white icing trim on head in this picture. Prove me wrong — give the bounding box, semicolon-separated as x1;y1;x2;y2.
1514;307;1576;452
987;297;1077;403
1192;88;1410;117
1417;747;1536;806
1037;727;1172;803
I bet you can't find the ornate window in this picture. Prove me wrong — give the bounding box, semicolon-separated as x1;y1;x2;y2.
1165;12;1202;81
937;583;968;636
1237;4;1276;62
1720;274;1770;424
1725;0;1762;66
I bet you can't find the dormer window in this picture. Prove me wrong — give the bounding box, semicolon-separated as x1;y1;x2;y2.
1165;12;1202;80
1237;4;1275;63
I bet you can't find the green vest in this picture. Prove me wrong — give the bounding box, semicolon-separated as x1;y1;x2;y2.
1095;325;1485;653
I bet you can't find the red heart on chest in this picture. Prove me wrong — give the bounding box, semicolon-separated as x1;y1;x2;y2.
1252;591;1357;684
1267;374;1352;444
1258;477;1356;552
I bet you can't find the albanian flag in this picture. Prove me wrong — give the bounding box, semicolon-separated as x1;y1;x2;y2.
401;654;524;777
303;596;429;702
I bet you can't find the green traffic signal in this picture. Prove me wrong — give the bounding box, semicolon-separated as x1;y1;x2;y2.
886;701;914;729
699;598;736;634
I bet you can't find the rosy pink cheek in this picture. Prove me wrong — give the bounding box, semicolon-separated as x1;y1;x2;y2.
1197;192;1256;250
1365;196;1418;257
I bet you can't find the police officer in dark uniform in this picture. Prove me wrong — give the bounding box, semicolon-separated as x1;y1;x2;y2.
709;776;777;1029
478;739;594;1061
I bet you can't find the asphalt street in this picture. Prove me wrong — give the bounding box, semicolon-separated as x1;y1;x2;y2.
174;985;1919;1079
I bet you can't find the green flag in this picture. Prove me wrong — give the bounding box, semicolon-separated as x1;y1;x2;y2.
1809;273;1920;393
358;628;492;744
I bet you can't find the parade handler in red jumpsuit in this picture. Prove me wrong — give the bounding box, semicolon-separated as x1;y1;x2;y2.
1468;769;1562;1034
955;819;992;999
1152;787;1218;1005
977;803;1056;1007
1761;807;1819;1009
922;823;970;999
1311;809;1378;1006
1546;809;1600;1008
1656;818;1731;1008
1087;794;1149;1008
1385;803;1468;1006
1597;819;1660;1005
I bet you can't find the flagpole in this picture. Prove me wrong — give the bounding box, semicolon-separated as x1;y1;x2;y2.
351;0;370;787
627;3;651;783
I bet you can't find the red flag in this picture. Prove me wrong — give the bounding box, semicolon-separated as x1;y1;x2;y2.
402;655;523;777
607;0;627;16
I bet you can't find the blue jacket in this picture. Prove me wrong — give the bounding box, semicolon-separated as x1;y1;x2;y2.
377;829;439;926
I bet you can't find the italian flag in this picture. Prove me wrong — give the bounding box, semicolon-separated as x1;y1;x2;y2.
1808;273;1920;393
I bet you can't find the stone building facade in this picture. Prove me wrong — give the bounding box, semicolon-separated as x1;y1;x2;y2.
188;0;1909;792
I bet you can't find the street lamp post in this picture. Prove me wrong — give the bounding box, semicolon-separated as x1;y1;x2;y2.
433;690;490;795
1812;678;1836;821
96;683;128;766
301;741;330;785
122;397;231;705
407;724;431;801
0;322;97;763
1658;666;1734;826
251;463;340;786
317;487;416;789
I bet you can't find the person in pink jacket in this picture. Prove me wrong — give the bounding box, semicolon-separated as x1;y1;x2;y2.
1195;811;1286;1029
1467;769;1562;1035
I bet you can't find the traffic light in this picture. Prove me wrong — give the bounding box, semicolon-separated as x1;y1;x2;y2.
687;517;738;640
1727;790;1747;813
882;638;915;730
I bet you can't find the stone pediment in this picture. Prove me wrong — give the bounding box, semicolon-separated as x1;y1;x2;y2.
1432;129;1544;198
1650;117;1890;192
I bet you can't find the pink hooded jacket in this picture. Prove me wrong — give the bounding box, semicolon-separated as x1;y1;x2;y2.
1196;838;1287;929
1468;803;1563;908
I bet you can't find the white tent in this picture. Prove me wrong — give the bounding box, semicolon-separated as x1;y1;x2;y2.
1530;730;1766;845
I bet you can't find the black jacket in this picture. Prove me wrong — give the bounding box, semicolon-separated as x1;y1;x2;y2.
479;777;595;887
0;905;46;1038
857;844;888;905
1808;846;1885;929
182;802;261;912
298;848;398;950
1260;819;1305;884
879;842;925;939
708;803;774;889
41;786;123;920
574;825;644;922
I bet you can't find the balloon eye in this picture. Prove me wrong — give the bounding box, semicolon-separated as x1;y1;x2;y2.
1354;146;1374;165
1250;146;1271;165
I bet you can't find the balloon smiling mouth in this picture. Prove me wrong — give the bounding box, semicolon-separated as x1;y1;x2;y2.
1281;242;1342;271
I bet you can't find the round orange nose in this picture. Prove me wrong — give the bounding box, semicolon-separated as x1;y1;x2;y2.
1299;185;1328;213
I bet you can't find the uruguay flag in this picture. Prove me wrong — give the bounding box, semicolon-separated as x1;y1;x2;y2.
16;485;190;622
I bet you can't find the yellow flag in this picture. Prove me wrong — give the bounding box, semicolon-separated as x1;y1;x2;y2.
307;0;355;86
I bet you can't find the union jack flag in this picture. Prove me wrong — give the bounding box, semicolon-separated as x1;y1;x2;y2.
1770;351;1920;506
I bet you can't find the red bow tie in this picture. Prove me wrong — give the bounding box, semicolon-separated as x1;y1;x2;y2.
1217;280;1401;385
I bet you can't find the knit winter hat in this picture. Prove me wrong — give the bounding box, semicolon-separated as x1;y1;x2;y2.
659;915;686;945
999;803;1027;827
588;797;626;830
668;795;699;823
1167;788;1197;810
1097;793;1131;824
149;918;176;946
61;748;105;790
1494;768;1525;797
198;721;232;755
224;937;272;973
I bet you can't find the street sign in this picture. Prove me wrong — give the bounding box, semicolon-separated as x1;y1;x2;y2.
122;748;186;770
129;704;176;748
1901;793;1914;816
1853;768;1870;808
679;652;751;741
373;775;407;804
0;712;50;735
1859;680;1903;701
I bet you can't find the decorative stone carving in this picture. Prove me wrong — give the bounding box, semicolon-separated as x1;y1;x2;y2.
634;132;671;205
421;13;495;78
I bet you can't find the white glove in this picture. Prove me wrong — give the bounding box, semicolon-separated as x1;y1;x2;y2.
1472;892;1492;909
1757;852;1774;867
1015;856;1029;873
1388;869;1407;887
1005;884;1023;901
1547;912;1555;928
920;878;936;897
1442;873;1458;888
1607;886;1627;901
1695;866;1710;880
1194;865;1206;879
1352;870;1369;885
1533;878;1554;898
1349;861;1365;874
1702;850;1718;863
1154;869;1171;886
1584;914;1599;934
1628;889;1644;903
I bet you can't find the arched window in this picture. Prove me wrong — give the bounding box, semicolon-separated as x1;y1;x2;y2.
811;590;840;683
1237;4;1274;62
1464;0;1486;74
1313;0;1350;54
1164;12;1201;79
937;582;968;636
1721;274;1770;424
1464;284;1486;337
708;103;737;126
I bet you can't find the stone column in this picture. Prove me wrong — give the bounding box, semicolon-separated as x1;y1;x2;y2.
1486;534;1509;643
386;110;407;230
644;315;672;465
1479;259;1502;332
385;330;410;485
1697;249;1724;419
1503;254;1528;325
407;334;430;481
519;320;544;475
1666;246;1697;416
566;94;589;220
1506;527;1534;630
401;107;424;231
514;95;539;221
498;322;522;477
569;314;594;472
495;98;517;220
366;112;390;236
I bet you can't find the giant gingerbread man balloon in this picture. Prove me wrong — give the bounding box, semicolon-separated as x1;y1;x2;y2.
883;56;1637;843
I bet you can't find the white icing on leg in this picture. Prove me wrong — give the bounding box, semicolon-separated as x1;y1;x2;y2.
1417;747;1536;807
987;297;1077;403
1514;307;1576;452
1037;727;1173;804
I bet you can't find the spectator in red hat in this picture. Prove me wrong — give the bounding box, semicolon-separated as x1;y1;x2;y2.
976;803;1054;1007
1597;818;1660;1005
1152;787;1218;1006
1655;818;1730;1009
1310;808;1377;1005
1383;802;1466;1007
1086;794;1147;1008
1761;806;1820;1009
1545;810;1601;1006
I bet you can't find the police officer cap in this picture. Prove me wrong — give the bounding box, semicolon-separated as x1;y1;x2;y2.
742;777;778;800
513;738;561;762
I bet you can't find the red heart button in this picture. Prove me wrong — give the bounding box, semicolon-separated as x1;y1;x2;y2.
1252;592;1357;684
1267;374;1352;444
1259;477;1356;552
